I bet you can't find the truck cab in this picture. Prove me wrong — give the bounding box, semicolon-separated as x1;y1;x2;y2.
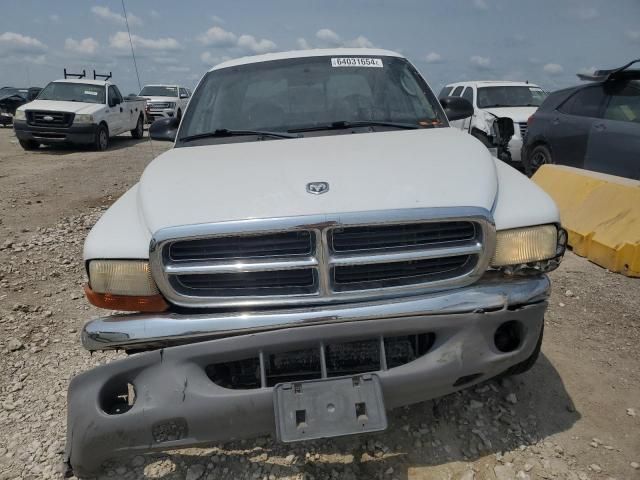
13;78;146;151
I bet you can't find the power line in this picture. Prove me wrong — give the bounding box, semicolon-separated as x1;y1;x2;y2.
121;0;141;92
121;0;154;155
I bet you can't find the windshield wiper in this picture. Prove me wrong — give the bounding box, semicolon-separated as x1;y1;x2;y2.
180;128;299;143
289;120;422;133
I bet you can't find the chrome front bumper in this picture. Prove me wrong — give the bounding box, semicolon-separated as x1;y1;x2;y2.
83;276;550;351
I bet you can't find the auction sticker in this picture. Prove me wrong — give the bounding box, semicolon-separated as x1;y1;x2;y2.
331;57;383;68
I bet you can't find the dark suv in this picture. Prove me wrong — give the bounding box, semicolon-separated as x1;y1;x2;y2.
523;60;640;180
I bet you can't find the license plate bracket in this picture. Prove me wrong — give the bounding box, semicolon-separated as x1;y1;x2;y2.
274;374;387;442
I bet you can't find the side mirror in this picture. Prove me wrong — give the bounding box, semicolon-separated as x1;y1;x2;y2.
149;117;179;142
440;96;474;121
180;94;188;99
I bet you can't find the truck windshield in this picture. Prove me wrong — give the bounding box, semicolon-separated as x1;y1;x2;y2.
140;86;178;97
178;55;445;144
477;86;547;108
38;82;105;104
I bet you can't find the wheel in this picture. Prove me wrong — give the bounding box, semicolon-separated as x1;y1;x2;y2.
18;139;39;150
524;144;553;177
176;109;182;122
502;323;543;376
94;124;109;151
130;115;144;139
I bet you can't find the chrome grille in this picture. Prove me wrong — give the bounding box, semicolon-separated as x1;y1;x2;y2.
150;208;495;308
26;110;74;127
518;122;527;139
149;102;171;109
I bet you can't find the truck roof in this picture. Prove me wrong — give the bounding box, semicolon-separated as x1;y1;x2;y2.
209;48;404;71
52;78;110;87
445;80;541;89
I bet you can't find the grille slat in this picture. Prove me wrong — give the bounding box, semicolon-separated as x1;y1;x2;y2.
169;231;313;261
333;255;474;291
173;269;316;296
331;221;476;252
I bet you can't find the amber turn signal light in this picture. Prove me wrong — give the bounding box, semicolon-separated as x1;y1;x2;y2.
84;284;169;312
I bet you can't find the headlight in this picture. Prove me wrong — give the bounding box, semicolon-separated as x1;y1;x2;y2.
88;260;159;296
491;225;559;267
166;102;176;109
74;114;94;124
14;110;26;120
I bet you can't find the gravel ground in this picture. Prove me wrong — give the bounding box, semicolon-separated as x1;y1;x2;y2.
0;127;638;480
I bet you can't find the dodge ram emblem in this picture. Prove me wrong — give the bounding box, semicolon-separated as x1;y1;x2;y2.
306;181;329;195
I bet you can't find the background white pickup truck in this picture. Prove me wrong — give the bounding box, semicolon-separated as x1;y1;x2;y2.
440;80;547;163
139;84;191;123
13;79;146;151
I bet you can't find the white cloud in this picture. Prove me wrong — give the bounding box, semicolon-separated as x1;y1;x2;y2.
543;63;564;75
109;32;181;51
237;34;278;54
0;32;47;53
200;51;230;66
316;28;342;46
153;56;178;64
64;37;99;55
91;6;142;27
297;37;312;50
346;35;374;48
424;52;443;63
626;30;640;42
314;29;375;49
470;55;491;69
49;14;60;23
577;66;597;76
473;0;488;10
571;7;599;20
198;26;237;46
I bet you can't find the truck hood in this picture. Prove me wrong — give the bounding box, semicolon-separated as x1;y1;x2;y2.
482;106;538;123
20;99;101;115
138;128;498;233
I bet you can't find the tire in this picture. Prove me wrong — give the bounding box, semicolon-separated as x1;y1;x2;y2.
130;115;144;139
524;144;553;177
19;139;39;150
502;323;544;376
176;109;182;122
94;124;109;151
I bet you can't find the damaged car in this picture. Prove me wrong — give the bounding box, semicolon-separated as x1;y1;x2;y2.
65;48;566;477
0;86;40;126
440;81;547;164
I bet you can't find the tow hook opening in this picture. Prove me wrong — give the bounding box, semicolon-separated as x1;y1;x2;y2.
99;379;136;415
494;320;522;353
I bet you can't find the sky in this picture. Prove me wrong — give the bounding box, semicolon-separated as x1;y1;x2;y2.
0;0;639;95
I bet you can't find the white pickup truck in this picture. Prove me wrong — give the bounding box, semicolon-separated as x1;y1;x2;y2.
13;79;145;151
139;84;191;123
440;81;548;163
64;49;566;477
